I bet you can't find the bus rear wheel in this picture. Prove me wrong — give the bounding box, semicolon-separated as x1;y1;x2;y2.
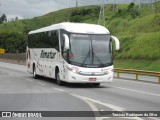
33;64;38;79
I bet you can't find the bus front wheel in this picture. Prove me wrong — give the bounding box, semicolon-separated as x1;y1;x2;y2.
56;70;63;85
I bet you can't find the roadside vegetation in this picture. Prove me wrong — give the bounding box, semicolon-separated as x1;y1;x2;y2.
0;2;160;71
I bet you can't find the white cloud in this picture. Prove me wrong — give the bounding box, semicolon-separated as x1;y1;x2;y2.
1;0;74;18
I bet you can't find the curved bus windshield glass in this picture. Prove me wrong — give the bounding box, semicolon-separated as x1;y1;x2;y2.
69;34;112;68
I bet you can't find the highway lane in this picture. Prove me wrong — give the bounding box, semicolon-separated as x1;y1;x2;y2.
0;62;96;120
0;62;160;120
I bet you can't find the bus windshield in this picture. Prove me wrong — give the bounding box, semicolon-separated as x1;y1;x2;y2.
69;34;112;68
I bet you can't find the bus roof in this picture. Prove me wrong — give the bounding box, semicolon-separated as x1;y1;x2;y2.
28;22;110;34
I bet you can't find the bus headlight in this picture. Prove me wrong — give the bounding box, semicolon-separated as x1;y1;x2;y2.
66;66;80;74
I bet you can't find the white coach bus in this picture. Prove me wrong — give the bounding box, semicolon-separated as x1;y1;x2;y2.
27;22;120;86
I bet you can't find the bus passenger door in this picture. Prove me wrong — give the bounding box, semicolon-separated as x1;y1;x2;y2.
58;30;68;81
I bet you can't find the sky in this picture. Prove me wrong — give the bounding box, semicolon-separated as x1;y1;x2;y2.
0;0;146;19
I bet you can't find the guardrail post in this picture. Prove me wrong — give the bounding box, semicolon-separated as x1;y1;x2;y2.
117;72;120;78
136;73;139;80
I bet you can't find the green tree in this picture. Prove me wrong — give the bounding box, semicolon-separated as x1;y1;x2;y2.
0;14;7;23
128;2;135;11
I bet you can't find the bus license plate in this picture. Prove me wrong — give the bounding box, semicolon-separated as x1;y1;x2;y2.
89;78;96;81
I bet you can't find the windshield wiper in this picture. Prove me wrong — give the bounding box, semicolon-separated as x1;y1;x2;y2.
80;51;90;67
93;52;105;67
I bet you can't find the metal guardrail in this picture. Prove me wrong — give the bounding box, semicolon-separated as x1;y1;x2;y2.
0;53;26;60
114;68;160;84
0;53;26;65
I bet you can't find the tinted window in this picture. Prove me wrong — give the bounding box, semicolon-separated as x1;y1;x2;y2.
47;31;59;50
28;30;59;51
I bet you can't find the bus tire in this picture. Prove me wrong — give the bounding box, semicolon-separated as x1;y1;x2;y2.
93;83;100;87
56;69;63;85
33;64;38;79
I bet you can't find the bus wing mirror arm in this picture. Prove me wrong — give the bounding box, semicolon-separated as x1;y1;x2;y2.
63;34;70;49
111;36;120;50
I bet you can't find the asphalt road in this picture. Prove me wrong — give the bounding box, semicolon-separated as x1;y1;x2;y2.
0;62;160;120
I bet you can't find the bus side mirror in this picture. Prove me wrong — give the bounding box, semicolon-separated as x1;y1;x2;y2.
63;34;70;49
111;36;120;50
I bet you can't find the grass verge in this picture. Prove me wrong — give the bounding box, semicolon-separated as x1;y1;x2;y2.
114;59;160;72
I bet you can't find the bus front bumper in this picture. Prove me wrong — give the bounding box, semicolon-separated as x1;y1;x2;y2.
65;71;113;83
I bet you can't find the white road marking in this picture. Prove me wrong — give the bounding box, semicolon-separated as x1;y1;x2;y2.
38;82;46;86
101;117;110;119
72;94;101;120
26;79;33;82
53;88;65;92
71;93;125;111
70;93;143;120
108;85;160;97
46;87;148;120
72;94;143;120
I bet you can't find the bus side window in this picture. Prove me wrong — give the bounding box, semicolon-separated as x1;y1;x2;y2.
54;31;59;51
47;31;59;51
47;31;53;48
